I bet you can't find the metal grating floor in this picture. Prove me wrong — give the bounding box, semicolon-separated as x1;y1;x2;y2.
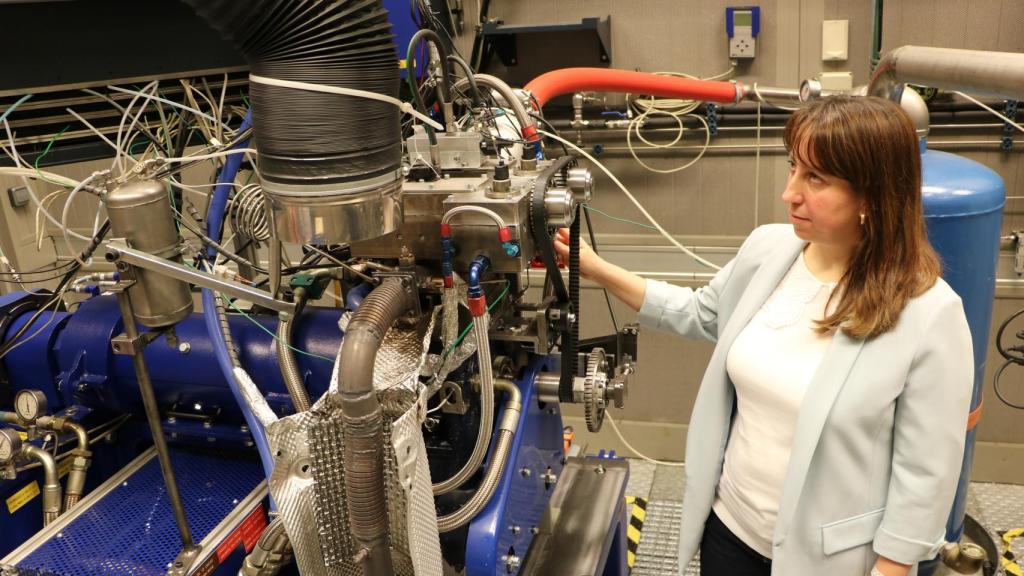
626;459;1024;576
15;449;264;576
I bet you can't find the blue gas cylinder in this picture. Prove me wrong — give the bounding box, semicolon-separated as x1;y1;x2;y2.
920;146;1005;550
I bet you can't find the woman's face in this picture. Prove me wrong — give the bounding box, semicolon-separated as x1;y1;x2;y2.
781;153;864;250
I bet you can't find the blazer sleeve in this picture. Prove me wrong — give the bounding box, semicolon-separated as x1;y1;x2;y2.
872;295;974;564
636;255;738;343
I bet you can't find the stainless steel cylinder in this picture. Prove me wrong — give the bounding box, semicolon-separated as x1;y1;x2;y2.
262;169;403;245
105;179;193;327
544;188;576;228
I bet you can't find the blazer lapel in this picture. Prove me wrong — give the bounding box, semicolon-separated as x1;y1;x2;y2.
716;235;805;351
773;330;867;545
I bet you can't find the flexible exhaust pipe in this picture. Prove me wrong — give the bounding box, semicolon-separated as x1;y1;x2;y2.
337;278;412;576
869;45;1024;102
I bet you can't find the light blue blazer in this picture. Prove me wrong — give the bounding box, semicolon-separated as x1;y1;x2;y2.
637;224;973;575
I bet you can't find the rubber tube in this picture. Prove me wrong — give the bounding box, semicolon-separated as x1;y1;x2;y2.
525;68;743;109
201;110;276;484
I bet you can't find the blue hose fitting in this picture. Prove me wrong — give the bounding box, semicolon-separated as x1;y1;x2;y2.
467;255;491;298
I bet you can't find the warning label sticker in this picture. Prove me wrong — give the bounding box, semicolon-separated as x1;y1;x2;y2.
215;505;267;563
6;481;40;514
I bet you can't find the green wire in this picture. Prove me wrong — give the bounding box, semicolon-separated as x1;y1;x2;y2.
443;281;511;359
583;204;658;231
33;125;72;187
240;91;250;109
223;296;335;363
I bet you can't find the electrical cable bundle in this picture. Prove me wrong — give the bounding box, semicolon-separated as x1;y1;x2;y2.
184;0;403;187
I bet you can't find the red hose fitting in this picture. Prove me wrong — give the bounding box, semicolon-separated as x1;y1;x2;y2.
525;68;743;109
498;227;513;243
440;223;452;237
443;276;454;289
468;295;487;317
521;124;541;143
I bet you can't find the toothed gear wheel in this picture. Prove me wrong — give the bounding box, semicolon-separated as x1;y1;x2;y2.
584;348;609;432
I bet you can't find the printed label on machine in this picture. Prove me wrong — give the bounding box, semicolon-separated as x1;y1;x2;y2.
6;481;39;514
191;505;267;576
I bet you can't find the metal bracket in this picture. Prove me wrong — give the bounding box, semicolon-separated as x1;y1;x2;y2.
705;103;719;137
105;239;295;314
1003;100;1018;151
110;331;163;357
440;381;469;415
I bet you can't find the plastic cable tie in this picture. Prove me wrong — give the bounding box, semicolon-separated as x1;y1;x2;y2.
249;74;445;131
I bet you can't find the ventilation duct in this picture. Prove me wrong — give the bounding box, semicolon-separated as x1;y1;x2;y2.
184;0;404;244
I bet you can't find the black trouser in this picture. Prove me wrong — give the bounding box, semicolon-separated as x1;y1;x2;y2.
699;510;773;576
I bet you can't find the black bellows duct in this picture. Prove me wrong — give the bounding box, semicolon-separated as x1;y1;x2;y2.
184;0;402;185
184;0;405;245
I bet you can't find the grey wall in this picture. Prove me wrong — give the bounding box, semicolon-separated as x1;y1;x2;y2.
455;0;1024;481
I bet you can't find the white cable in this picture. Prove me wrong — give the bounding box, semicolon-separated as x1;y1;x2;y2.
114;80;159;174
61;173;102;265
249;74;445;131
626;111;711;174
106;85;229;131
0;167;81;190
539;129;722;270
161;148;258;164
606;413;685;467
65;108;135;164
953;91;1024;134
752;83;800;112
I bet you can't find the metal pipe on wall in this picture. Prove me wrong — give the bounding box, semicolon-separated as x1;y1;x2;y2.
870;45;1024;102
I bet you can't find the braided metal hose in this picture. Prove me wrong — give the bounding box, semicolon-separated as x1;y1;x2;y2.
276;314;311;413
241;517;293;576
433;313;496;495
437;379;522;533
22;445;61;526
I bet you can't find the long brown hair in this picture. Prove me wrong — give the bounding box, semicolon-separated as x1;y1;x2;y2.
783;96;941;339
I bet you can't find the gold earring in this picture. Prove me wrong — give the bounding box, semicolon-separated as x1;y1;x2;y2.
859;213;866;226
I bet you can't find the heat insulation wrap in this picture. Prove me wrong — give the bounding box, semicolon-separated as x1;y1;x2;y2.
265;309;442;576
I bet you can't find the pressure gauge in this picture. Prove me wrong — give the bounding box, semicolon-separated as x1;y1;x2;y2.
0;429;22;463
14;390;47;422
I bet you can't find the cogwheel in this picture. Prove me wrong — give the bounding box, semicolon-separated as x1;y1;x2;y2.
584;348;608;433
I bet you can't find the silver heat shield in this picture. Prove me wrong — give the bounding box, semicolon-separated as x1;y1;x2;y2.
266;309;443;576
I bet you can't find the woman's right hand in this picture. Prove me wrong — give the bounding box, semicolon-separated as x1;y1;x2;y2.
553;227;647;311
553;227;605;280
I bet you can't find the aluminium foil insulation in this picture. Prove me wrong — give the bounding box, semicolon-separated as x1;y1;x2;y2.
184;0;404;244
264;310;442;576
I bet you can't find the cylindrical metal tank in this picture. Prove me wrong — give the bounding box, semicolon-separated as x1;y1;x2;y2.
105;179;193;327
920;145;1005;564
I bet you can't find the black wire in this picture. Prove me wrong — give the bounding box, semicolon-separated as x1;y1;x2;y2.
583;206;618;332
530;114;570;156
0;221;110;359
993;360;1024;410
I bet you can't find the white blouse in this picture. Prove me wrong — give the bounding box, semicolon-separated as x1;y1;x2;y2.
712;250;837;558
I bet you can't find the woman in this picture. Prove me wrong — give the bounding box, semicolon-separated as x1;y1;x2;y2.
554;96;973;576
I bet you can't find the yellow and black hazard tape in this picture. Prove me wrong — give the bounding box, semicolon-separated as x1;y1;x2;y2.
624;496;648;571
1001;528;1024;576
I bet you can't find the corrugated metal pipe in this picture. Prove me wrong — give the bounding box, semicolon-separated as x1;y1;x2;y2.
869;45;1024;102
337;278;412;576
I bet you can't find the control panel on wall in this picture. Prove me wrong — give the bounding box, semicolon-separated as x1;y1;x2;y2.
726;6;760;59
